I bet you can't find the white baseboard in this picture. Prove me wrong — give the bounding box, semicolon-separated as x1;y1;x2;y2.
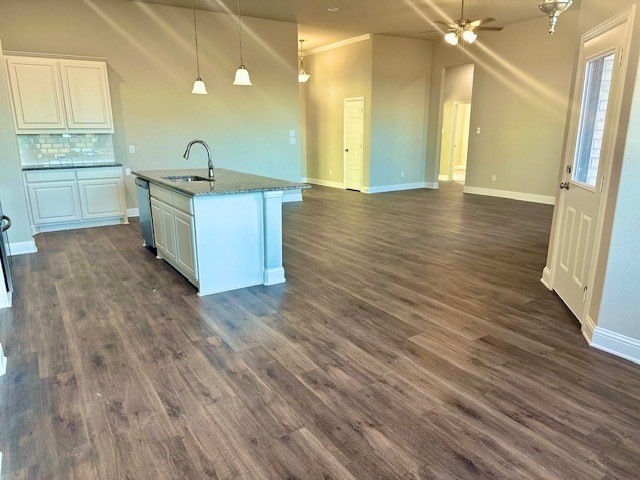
425;182;439;190
590;326;640;365
463;186;556;205
9;240;37;256
362;182;429;194
127;207;140;217
306;178;346;189
0;343;6;376
282;190;303;203
540;267;552;290
263;267;286;286
301;177;308;183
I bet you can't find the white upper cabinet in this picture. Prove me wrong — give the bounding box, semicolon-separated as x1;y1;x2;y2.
5;55;114;133
6;57;66;130
59;60;113;131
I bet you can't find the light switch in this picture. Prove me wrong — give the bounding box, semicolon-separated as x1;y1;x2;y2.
289;130;296;137
476;127;481;134
289;138;296;145
129;145;136;154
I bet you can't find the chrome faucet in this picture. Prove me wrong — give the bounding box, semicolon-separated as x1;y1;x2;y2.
183;140;214;180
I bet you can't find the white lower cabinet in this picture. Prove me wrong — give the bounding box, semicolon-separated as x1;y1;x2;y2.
150;193;197;284
174;208;197;281
26;181;82;224
78;180;126;220
24;167;126;232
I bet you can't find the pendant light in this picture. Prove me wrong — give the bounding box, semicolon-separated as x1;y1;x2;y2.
233;0;252;86
538;0;573;34
190;0;207;94
298;39;311;83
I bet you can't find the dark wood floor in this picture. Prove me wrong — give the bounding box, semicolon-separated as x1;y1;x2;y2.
1;182;639;479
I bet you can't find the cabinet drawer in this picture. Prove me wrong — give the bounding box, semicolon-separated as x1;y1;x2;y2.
150;184;172;205
171;191;193;215
76;167;122;180
24;170;76;183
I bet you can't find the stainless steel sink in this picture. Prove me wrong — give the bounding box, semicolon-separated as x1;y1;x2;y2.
162;175;212;182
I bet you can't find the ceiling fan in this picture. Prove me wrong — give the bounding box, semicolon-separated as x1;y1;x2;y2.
422;0;503;45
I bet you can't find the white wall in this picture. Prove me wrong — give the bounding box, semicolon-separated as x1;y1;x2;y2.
0;0;301;211
0;40;32;244
426;12;580;200
369;35;432;189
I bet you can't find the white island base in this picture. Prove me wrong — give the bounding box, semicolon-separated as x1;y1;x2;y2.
149;182;286;296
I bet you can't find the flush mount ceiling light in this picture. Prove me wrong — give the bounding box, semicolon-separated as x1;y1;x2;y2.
190;0;207;94
327;7;339;12
428;0;503;46
233;0;252;86
538;0;573;34
298;39;311;83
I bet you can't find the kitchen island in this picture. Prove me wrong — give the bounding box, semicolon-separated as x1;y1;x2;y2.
132;168;308;296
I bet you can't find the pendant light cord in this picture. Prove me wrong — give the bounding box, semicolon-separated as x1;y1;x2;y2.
237;0;244;65
193;0;201;77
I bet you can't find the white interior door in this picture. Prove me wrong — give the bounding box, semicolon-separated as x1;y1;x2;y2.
552;20;629;322
344;98;364;191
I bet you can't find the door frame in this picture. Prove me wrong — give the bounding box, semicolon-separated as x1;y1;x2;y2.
448;101;472;181
546;7;635;328
343;96;365;191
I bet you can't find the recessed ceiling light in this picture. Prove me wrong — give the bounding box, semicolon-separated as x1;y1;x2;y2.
327;7;339;12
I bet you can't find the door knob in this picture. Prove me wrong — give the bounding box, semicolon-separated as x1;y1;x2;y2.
0;215;11;232
560;182;570;190
344;149;349;152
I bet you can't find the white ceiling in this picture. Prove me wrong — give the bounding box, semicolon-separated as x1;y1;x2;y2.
129;0;578;49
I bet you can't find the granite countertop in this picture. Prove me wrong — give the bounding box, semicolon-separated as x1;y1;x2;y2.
132;168;310;197
22;162;123;171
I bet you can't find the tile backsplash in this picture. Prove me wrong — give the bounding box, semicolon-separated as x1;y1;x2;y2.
18;133;116;167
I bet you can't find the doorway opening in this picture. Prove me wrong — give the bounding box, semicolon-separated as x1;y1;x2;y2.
438;64;475;184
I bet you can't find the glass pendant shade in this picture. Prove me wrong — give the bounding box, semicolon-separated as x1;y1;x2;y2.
462;29;477;43
444;32;459;45
191;78;207;94
233;66;253;86
298;69;311;83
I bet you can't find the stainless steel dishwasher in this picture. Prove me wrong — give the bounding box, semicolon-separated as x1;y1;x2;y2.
135;177;155;250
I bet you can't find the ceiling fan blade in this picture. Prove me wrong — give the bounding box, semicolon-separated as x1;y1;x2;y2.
420;30;439;34
475;26;504;31
469;17;495;27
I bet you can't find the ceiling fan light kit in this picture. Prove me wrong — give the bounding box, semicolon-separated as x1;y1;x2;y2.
538;0;573;35
439;0;502;46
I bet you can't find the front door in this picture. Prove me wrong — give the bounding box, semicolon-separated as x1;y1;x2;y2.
344;98;364;191
552;20;629;321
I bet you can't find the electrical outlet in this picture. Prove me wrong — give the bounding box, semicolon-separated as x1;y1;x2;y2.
289;130;296;137
125;168;132;176
129;145;136;154
492;175;497;182
401;171;405;178
476;127;481;134
289;138;296;145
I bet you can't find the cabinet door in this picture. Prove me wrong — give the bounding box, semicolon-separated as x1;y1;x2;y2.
174;209;197;281
59;60;113;132
27;181;81;224
6;56;66;131
150;198;165;253
160;203;177;262
78;179;126;220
